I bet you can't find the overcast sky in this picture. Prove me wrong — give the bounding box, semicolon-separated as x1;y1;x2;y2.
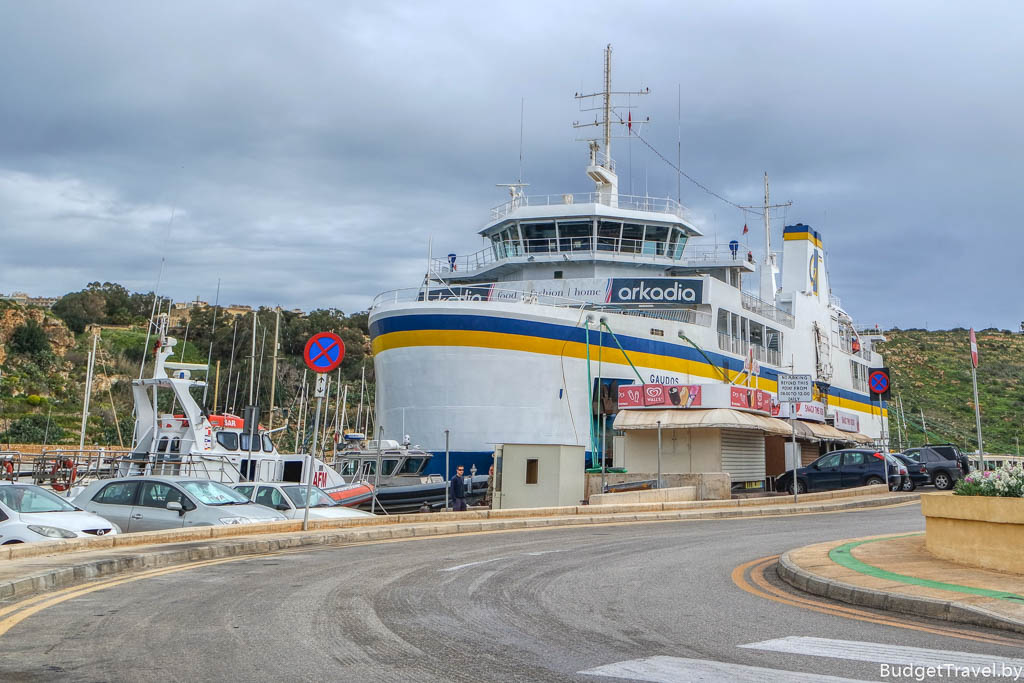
1;2;1021;330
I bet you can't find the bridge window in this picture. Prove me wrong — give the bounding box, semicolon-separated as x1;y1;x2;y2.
643;225;669;256
217;432;238;451
558;220;593;251
667;228;687;260
521;222;556;253
598;221;621;251
621;223;644;253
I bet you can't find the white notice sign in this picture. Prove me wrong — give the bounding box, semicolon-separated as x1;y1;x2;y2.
777;373;813;403
314;374;327;398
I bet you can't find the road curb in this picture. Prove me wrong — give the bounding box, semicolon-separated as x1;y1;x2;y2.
0;492;916;602
776;549;1024;635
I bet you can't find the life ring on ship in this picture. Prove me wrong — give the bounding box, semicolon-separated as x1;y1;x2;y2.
50;459;76;492
2;461;13;479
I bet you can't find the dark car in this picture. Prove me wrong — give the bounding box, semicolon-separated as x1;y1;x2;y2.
905;443;970;474
775;449;904;495
903;446;963;490
891;452;929;491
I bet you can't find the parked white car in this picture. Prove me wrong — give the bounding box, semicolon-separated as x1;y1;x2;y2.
74;477;287;532
0;482;118;543
233;483;374;520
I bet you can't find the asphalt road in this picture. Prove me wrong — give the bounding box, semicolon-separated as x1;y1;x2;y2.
1;503;1022;682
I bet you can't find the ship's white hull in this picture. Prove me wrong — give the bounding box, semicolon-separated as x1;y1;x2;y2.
370;299;884;471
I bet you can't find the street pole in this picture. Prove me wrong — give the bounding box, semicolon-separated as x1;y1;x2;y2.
371;426;383;514
790;404;798;503
444;429;450;510
656;420;663;489
971;366;985;472
920;408;928;445
302;386;324;532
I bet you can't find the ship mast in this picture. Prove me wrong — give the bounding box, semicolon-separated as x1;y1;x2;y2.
573;44;649;206
755;172;791;303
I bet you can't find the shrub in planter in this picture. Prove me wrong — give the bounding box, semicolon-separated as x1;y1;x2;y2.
954;462;1024;498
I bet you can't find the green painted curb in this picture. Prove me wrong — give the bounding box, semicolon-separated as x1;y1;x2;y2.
828;534;1024;604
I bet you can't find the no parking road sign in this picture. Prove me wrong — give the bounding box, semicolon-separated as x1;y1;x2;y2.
303;331;346;373
868;367;891;401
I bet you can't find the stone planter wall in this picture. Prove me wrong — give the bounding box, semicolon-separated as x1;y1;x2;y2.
921;492;1024;574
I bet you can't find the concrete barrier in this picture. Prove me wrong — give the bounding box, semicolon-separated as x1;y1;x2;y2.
590;486;697;506
0;483;898;563
922;492;1024;575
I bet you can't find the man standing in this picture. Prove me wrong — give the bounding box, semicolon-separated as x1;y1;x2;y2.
450;465;467;511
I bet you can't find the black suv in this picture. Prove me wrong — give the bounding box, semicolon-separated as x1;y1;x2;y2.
903;446;964;490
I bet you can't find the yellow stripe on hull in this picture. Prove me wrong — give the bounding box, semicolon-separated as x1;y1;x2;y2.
373;329;887;418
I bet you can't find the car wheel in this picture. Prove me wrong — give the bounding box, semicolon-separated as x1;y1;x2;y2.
865;476;884;487
787;480;806;495
934;472;953;490
901;477;916;492
1;540;24;545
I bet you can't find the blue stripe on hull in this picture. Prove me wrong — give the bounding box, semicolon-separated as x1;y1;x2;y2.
371;312;884;410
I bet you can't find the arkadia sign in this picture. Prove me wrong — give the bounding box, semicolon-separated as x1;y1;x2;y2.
605;278;704;304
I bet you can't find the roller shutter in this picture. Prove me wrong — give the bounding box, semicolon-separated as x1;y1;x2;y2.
720;429;766;483
800;442;819;466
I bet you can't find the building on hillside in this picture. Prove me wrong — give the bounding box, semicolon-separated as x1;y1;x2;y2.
0;292;59;308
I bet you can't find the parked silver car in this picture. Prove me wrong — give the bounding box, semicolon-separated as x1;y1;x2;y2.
73;477;287;532
233;482;374;520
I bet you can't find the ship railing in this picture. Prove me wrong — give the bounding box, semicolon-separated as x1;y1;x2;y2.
372;286;714;328
489;192;692;222
716;333;781;367
432;238;756;276
372;285;591;311
590;306;712;328
740;292;795;328
23;449;133;490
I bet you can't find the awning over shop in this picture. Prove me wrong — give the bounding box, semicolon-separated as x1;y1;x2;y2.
790;419;874;444
613;408;792;436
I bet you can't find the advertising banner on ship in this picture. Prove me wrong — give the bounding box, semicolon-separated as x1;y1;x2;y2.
604;278;705;304
418;284;495;301
420;277;707;306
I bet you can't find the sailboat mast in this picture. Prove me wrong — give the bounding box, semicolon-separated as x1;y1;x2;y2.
268;307;280;430
248;310;257;406
78;331;98;452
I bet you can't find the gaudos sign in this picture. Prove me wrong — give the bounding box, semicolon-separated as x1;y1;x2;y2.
606;278;704;304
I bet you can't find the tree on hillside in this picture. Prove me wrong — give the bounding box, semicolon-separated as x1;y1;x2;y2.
52;289;106;333
9;320;51;357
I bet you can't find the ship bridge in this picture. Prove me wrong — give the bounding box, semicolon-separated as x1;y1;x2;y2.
435;192;755;283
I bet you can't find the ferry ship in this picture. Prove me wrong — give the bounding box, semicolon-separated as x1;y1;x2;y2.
369;47;885;479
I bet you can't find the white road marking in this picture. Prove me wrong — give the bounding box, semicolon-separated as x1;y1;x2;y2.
439;549;568;571
740;636;1024;670
578;655;875;682
439;557;508;572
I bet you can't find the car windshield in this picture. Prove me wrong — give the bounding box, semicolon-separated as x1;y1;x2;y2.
179;480;250;505
282;486;336;508
0;485;78;513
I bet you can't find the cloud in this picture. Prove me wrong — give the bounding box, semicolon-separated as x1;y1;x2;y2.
0;1;1021;329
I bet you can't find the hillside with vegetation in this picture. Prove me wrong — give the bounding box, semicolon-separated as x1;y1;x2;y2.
0;283;375;451
877;328;1024;455
2;284;1020;457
